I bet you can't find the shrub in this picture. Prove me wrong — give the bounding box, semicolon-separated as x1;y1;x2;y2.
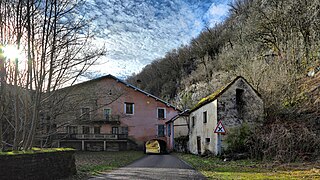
224;122;252;154
247;120;320;162
174;136;189;153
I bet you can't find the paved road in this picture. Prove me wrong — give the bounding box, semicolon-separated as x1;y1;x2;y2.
89;154;206;180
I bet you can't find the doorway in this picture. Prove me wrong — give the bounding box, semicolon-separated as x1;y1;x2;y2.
197;136;201;154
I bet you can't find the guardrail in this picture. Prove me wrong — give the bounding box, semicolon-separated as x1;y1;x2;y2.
54;133;128;140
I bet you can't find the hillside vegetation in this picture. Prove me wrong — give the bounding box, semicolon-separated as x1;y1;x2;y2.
128;0;320;161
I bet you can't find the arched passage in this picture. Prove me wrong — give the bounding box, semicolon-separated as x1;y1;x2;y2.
145;139;167;154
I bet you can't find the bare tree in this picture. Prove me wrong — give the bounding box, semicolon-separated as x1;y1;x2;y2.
0;0;106;151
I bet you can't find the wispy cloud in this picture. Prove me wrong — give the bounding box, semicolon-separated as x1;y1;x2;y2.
80;0;232;79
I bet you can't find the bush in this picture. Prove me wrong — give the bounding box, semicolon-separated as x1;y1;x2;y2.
247;120;320;162
225;123;252;154
174;136;189;153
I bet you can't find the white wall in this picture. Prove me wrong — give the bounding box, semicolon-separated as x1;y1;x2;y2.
188;100;218;155
173;116;189;138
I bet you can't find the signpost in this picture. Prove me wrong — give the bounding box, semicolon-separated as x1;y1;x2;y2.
214;120;226;134
214;120;226;155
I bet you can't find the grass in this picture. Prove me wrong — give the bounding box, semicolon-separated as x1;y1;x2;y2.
69;151;145;179
175;153;320;180
0;147;74;155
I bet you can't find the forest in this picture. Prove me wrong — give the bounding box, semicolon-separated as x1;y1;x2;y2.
127;0;320;162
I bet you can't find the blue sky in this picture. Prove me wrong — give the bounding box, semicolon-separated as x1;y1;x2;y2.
83;0;232;79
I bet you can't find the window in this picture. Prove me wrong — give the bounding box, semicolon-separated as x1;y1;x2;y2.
125;102;134;115
203;111;207;123
104;109;111;120
67;126;78;134
205;138;210;144
158;125;165;137
167;124;171;136
192;116;195;127
94;126;100;134
236;88;245;118
112;127;119;134
81;107;90;120
157;108;166;119
120;127;128;134
82;126;90;134
236;89;244;105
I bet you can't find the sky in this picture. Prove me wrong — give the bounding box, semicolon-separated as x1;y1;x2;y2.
81;0;232;79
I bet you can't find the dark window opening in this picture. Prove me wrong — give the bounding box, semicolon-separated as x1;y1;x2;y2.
236;89;244;105
82;126;90;134
81;108;90;120
157;108;165;119
94;126;100;134
125;102;134;114
205;138;210;144
158;125;165;137
203;111;207;123
236;88;245;119
192;116;195;127
120;127;128;134
167;124;171;136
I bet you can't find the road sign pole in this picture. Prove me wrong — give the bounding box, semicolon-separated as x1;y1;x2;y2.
217;133;221;155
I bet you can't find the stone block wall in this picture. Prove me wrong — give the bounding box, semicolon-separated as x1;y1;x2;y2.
217;78;264;128
0;150;76;180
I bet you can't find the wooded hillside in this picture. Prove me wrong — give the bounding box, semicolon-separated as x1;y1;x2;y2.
127;0;319;161
127;0;319;115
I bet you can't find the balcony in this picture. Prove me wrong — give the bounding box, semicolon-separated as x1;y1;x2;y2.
54;133;128;140
90;115;120;124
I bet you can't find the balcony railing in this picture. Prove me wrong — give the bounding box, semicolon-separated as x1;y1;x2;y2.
54;133;128;140
90;115;120;124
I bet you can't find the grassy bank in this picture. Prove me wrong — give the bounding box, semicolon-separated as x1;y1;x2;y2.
70;151;144;179
176;153;320;180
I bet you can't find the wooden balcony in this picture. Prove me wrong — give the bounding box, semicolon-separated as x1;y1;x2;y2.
54;133;128;140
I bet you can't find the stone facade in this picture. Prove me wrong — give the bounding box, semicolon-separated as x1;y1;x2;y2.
217;78;264;127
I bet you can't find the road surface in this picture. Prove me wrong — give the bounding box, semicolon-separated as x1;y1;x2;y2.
89;154;206;180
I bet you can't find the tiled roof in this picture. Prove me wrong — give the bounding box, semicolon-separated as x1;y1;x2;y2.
65;74;180;111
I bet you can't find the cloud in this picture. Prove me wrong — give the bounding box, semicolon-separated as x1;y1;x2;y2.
204;3;231;27
79;0;231;79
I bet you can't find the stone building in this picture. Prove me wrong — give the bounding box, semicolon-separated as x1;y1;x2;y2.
185;76;263;155
40;75;180;151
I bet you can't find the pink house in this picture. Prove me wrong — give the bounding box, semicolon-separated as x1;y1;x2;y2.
46;75;180;151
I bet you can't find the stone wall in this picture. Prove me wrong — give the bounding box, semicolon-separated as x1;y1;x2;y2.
0;150;76;180
217;78;264;128
217;78;264;151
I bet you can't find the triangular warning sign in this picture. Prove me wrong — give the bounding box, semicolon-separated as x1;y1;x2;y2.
214;120;226;134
